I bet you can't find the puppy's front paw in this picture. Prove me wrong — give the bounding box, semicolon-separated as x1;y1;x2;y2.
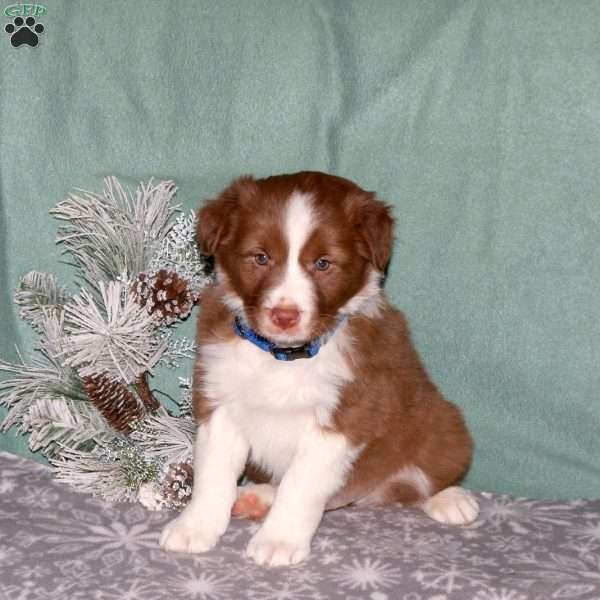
246;529;310;566
160;513;224;554
422;486;479;525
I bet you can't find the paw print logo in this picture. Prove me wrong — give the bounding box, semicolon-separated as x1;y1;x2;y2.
5;16;44;47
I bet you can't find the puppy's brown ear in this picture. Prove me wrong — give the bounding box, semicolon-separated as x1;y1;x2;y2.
347;191;395;272
197;176;257;255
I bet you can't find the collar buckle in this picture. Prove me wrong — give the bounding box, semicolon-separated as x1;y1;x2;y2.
270;345;313;361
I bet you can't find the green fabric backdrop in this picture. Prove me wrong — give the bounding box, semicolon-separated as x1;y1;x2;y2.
1;1;599;498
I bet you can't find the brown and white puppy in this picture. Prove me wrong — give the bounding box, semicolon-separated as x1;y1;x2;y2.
160;171;478;566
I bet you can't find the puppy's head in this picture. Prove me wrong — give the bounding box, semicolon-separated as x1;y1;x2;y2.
198;172;394;345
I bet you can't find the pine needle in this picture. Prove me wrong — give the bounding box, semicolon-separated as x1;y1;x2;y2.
59;281;168;383
51;177;178;293
14;271;71;330
129;407;194;466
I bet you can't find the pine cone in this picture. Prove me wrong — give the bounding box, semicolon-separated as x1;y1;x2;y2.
131;270;195;325
162;461;194;509
83;373;145;433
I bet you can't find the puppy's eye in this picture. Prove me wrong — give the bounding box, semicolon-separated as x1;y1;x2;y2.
254;253;270;266
315;257;330;271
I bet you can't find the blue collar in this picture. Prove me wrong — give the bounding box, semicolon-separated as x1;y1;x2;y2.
233;316;343;361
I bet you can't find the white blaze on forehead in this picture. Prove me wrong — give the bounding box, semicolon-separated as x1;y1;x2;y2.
266;191;316;317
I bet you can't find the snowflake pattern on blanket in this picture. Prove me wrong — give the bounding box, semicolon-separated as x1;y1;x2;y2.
0;452;599;600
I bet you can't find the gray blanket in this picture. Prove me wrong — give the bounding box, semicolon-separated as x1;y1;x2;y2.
0;451;598;599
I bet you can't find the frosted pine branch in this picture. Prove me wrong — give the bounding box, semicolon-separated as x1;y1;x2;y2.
51;177;178;293
60;281;168;383
3;175;207;507
176;377;193;417
14;271;71;330
150;210;214;297
51;447;135;503
51;441;163;503
0;313;86;431
21;397;116;456
158;336;197;369
37;308;72;358
129;408;194;466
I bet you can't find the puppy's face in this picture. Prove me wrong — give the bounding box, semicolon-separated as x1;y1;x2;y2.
198;172;394;345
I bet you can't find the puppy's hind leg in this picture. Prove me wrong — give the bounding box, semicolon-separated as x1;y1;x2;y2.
422;486;479;525
232;483;276;520
352;465;479;526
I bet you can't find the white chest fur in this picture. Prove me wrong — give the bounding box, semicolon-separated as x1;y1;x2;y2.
199;326;354;481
